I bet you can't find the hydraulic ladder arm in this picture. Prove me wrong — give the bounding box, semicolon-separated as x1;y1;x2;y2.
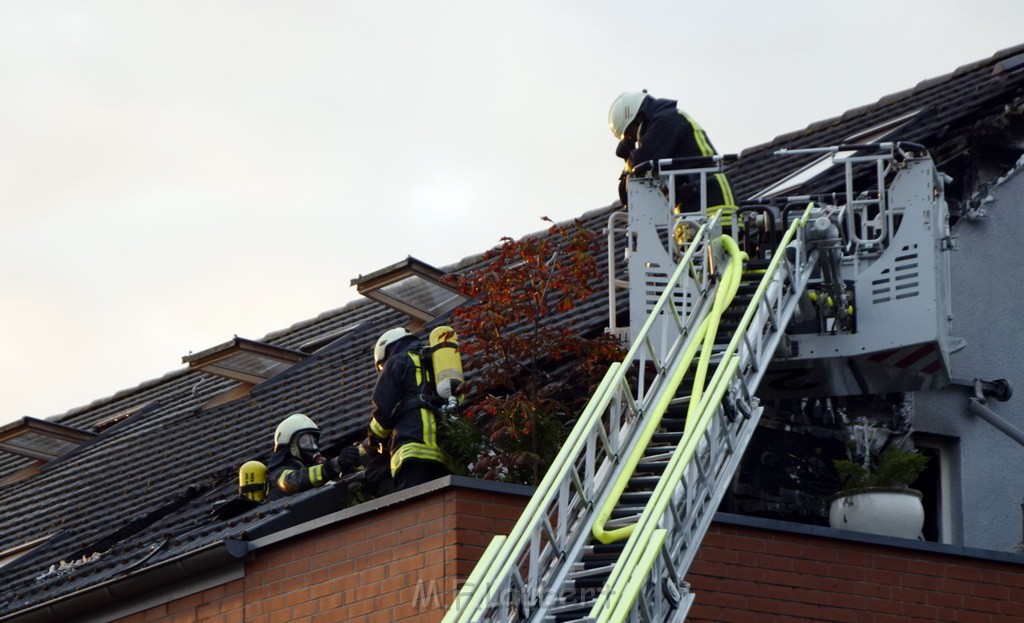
444;213;725;623
446;203;819;622
448;142;955;622
585;205;817;622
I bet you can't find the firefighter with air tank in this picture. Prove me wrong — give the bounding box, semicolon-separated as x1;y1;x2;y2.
238;325;463;502
363;326;462;491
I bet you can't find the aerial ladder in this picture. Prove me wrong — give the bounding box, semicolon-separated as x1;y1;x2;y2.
444;142;955;622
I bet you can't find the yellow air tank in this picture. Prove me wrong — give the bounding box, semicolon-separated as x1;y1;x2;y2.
429;325;464;407
239;460;268;503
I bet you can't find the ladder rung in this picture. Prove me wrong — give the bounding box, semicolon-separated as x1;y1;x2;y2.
609;506;645;519
604;516;641;530
620;491;653;504
651;430;683;441
570;564;614;579
627;475;662;487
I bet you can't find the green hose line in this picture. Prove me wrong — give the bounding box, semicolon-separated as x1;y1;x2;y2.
589;316;709;545
684;204;812;429
685;235;747;435
591;205;813;619
591;235;745;545
591;355;740;619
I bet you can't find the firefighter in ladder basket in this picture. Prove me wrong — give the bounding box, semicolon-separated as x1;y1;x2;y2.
609;89;736;225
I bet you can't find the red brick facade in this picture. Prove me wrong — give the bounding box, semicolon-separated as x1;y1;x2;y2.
114;484;528;623
110;483;1024;623
688;523;1024;623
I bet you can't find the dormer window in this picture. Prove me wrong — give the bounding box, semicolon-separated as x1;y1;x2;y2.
183;337;306;385
0;417;93;463
0;417;94;485
351;257;467;329
182;337;306;408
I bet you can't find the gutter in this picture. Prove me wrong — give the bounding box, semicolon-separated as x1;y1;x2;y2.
0;539;249;623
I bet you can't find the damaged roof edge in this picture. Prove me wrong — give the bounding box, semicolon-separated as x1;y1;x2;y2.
0;540;248;623
737;42;1024;160
2;478;533;623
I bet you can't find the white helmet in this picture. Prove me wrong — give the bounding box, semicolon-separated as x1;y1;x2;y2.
608;90;649;139
274;413;319;452
374;327;412;371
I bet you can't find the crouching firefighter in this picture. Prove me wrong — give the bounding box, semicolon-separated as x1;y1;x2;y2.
267;413;360;497
365;327;456;491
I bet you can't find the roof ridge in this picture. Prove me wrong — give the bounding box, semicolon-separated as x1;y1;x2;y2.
55;367;192;423
260;296;375;344
737;42;1024;158
50;298;380;424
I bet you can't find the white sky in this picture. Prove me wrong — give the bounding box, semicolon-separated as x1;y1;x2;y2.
2;1;1022;427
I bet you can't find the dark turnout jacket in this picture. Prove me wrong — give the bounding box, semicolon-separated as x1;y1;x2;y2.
266;449;337;496
368;337;451;476
619;96;734;215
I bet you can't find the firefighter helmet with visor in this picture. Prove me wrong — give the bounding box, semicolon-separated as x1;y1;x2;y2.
374;327;412;372
608;90;649;140
274;413;321;463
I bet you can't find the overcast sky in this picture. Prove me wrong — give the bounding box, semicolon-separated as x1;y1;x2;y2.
2;1;1022;427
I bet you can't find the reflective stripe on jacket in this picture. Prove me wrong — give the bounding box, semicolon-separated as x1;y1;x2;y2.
267;449;327;495
624;97;735;219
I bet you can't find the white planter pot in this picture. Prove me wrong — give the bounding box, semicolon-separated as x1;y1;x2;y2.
829;487;925;539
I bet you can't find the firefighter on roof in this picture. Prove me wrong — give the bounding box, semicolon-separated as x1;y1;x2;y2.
609;90;735;219
267;413;360;496
365;327;454;490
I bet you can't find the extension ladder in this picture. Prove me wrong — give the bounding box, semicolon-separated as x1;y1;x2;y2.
445;198;817;622
447;143;951;622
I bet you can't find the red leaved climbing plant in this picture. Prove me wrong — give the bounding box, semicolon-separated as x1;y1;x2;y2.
442;218;624;485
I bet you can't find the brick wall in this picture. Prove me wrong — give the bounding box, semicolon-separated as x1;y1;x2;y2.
114;482;528;623
110;489;1024;623
688;522;1024;623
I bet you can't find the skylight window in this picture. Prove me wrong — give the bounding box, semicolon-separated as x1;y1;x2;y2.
753;110;923;199
993;52;1024;78
0;417;94;463
92;403;156;433
352;257;467;327
753;155;838;199
182;337;306;385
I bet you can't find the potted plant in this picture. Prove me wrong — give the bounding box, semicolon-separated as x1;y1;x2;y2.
830;439;930;539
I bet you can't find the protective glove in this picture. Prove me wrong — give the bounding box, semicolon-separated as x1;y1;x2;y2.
321;455;344;481
339;445;361;471
362;435;385;456
362;453;392;485
615;137;635;160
